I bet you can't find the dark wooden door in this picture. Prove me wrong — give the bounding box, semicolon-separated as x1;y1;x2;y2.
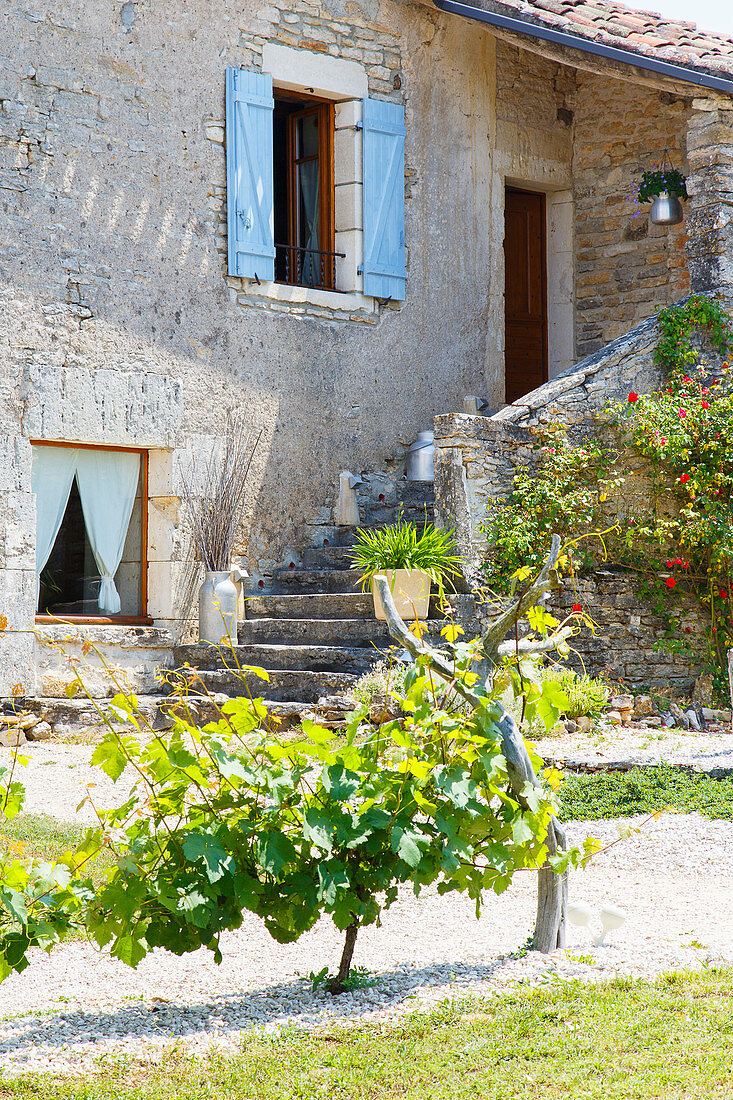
504;188;548;403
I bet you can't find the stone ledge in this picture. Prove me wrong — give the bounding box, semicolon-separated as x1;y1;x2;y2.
35;624;174;649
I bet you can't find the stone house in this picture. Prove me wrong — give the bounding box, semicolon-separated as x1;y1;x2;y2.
1;0;733;702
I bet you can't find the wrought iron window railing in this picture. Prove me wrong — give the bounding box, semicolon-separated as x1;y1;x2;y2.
275;243;345;291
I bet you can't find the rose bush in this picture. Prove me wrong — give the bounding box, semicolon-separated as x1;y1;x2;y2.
484;295;733;701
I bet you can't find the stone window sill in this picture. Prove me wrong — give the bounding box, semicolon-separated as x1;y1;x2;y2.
231;278;380;321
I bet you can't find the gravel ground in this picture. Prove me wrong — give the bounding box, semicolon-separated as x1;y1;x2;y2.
541;722;733;775
0;745;732;1076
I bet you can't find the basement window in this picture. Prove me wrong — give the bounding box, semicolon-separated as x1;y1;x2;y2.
32;443;149;623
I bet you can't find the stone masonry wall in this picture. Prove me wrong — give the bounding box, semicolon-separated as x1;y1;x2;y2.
0;0;504;695
572;76;691;358
491;309;664;430
685;92;733;309
434;411;709;689
493;41;576;382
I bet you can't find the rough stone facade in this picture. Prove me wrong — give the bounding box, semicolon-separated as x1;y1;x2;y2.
1;0;731;699
686;92;733;309
572;76;691;357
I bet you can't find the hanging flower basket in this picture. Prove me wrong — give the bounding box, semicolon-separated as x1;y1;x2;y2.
637;166;688;226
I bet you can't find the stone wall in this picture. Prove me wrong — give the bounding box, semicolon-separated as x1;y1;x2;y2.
572;76;691;358
494;41;576;380
456;572;706;690
685;92;733;308
433;409;709;689
0;0;505;693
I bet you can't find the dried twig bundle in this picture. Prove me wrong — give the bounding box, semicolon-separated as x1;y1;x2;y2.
179;417;262;572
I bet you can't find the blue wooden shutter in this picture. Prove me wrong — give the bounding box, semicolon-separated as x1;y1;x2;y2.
362;98;406;300
226;67;275;281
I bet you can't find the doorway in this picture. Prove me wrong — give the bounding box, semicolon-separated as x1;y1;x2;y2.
504;187;548;403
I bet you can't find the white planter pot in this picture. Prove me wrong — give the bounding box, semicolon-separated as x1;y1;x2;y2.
199;570;238;645
371;569;431;621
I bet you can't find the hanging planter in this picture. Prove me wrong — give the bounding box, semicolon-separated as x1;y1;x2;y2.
637;165;688;226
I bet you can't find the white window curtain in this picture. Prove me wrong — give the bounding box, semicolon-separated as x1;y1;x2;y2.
75;450;141;614
298;159;320;287
31;445;79;593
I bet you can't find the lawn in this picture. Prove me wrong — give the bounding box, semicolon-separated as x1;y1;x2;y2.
0;813;115;884
0;970;731;1099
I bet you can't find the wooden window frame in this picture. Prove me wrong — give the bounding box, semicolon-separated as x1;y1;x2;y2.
275;92;335;290
31;440;151;627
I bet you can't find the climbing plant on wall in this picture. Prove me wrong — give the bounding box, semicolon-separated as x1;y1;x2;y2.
484;295;733;701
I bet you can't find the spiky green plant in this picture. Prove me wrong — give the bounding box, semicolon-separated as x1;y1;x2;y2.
349;518;461;602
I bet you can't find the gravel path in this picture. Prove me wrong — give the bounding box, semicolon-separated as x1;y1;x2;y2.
541;723;733;775
1;746;732;1076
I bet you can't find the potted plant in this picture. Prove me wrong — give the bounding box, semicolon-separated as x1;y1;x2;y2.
350;518;460;621
179;417;261;645
637;165;688;226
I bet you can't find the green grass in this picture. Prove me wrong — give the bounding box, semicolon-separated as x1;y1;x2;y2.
0;970;731;1098
559;764;733;822
0;813;114;883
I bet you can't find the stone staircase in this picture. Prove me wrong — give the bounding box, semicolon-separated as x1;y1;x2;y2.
171;481;440;717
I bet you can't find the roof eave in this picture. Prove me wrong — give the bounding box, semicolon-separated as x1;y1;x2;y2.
434;0;733;96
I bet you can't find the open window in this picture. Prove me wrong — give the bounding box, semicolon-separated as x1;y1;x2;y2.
32;443;148;623
273;93;335;289
225;66;407;305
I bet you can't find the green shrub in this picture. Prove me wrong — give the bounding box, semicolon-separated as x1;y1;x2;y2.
544;667;610;719
350;661;408;709
559;764;733;822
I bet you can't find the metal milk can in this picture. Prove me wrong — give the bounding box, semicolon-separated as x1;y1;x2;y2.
649;191;684;226
407;430;434;482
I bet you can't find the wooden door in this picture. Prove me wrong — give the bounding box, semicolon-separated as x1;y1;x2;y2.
504;188;548;403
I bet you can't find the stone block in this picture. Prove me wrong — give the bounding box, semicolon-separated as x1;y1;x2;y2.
334;124;362;186
147;495;183;563
0;491;35;571
21;367;183;448
0;630;36;698
335;181;362;232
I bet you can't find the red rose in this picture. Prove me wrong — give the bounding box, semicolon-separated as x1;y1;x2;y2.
701;401;710;409
679;474;690;484
678;409;687;418
683;375;692;384
720;589;729;599
572;603;582;614
666;577;676;588
666;560;673;569
685;627;692;633
628;392;638;403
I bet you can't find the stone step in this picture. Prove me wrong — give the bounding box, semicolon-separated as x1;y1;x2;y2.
174;643;381;675
361;502;435;526
238;616;443;646
272;568;362;594
245;593;374;619
303;516;437;552
169;666;359;704
301;545;357;569
396;481;436;503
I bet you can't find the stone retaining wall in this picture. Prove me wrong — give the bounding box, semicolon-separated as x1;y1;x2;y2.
433;403;710;689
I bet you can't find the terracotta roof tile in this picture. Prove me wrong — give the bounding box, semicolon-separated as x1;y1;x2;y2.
484;0;733;80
